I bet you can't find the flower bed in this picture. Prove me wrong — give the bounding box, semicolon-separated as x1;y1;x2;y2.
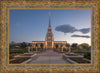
20;53;34;56
63;54;90;64
63;55;78;64
10;57;30;64
66;53;77;56
69;57;90;63
9;53;35;64
9;53;21;59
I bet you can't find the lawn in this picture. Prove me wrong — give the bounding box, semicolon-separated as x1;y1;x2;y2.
9;48;28;54
9;53;21;59
9;48;28;59
72;49;90;53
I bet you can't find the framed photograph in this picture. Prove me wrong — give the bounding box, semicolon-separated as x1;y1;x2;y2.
0;0;99;72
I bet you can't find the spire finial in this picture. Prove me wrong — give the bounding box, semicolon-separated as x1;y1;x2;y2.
49;12;50;17
49;12;51;27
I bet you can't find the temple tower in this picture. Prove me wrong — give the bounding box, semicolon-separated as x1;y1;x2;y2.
45;12;54;49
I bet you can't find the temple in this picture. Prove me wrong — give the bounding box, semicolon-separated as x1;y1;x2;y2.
32;13;67;49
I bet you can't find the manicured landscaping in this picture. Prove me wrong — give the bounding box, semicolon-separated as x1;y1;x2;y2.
66;53;77;56
63;49;69;52
71;49;90;53
9;53;21;59
84;52;91;60
9;53;35;64
9;48;28;54
20;53;34;56
10;58;30;64
69;58;90;63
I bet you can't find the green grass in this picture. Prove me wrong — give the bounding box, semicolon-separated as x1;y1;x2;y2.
9;48;42;54
9;53;21;59
9;48;28;54
33;48;36;51
72;49;90;53
84;52;91;60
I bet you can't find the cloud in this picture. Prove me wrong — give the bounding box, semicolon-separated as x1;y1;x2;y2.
55;24;90;34
55;24;78;33
71;34;90;38
79;28;90;34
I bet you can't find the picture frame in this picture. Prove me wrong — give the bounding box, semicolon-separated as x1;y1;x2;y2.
0;0;99;72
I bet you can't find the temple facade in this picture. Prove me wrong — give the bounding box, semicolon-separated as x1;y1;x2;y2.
32;13;67;49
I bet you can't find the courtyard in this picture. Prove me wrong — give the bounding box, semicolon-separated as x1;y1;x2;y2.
27;50;70;64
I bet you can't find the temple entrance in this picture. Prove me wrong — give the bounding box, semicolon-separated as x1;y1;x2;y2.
47;46;52;49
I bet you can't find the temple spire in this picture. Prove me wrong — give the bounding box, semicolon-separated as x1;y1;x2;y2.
49;12;51;27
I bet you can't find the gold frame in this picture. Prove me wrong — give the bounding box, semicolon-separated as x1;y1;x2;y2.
0;0;99;72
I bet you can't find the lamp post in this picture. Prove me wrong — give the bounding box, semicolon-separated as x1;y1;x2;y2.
61;47;63;52
31;46;33;52
36;44;38;53
68;47;71;53
36;46;37;52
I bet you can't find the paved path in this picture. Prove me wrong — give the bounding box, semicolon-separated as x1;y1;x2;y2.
27;50;70;64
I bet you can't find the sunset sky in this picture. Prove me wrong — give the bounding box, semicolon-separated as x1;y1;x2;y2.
10;9;91;45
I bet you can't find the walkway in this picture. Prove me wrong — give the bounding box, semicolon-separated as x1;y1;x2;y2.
27;50;70;64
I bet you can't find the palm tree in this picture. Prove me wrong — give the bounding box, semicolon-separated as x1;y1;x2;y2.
66;43;70;48
66;43;71;52
35;44;38;52
35;44;38;47
56;44;58;48
20;42;27;48
60;45;63;52
55;44;58;52
40;43;43;51
71;43;78;49
61;45;63;47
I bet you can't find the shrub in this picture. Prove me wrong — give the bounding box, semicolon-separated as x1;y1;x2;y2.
9;54;14;59
9;53;20;59
10;48;28;54
33;48;36;51
63;48;69;52
84;52;91;60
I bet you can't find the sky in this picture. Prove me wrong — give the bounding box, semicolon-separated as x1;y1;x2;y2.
10;9;91;45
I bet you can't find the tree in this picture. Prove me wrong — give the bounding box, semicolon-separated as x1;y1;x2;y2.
60;45;63;50
71;43;78;49
55;44;59;52
61;45;63;48
88;46;91;50
66;43;71;52
79;43;89;50
10;41;16;45
84;52;91;60
28;43;31;46
66;43;70;48
35;44;38;52
40;43;43;49
56;44;58;49
60;45;63;52
20;42;27;48
10;41;16;49
35;44;38;47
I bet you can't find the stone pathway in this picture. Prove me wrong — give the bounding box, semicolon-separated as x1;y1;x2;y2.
27;50;70;64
